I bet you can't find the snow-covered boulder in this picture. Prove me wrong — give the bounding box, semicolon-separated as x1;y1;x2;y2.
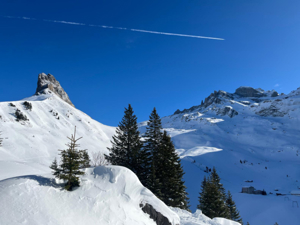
0;166;180;225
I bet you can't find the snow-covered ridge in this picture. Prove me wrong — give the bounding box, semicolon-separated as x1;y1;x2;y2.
139;86;300;224
0;89;115;180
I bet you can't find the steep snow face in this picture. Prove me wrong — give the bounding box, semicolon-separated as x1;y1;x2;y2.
0;166;180;225
139;87;300;225
0;90;115;180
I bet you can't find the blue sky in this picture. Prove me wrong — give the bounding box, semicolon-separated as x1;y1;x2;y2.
1;0;300;126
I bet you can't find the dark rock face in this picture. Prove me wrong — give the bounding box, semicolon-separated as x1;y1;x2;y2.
217;106;238;118
140;203;177;225
173;90;233;115
271;91;279;97
35;73;74;107
235;86;266;98
256;105;286;117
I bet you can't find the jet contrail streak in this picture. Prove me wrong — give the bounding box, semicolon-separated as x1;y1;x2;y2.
2;16;224;40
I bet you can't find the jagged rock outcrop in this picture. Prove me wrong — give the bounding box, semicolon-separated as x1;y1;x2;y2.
217;106;238;118
235;86;266;98
140;203;177;225
256;105;286;117
35;73;74;107
173;90;233;115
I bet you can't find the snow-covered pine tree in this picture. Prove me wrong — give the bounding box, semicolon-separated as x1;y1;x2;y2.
143;107;164;199
105;104;144;178
159;130;189;210
226;190;243;223
57;127;85;191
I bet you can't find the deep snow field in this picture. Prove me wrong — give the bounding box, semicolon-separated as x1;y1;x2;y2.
1;83;300;224
0;90;239;225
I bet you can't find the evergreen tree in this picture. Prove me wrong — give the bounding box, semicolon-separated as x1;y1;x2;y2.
105;104;144;179
198;176;209;211
197;169;230;219
143;107;164;198
274;223;279;225
50;127;86;191
81;150;91;168
50;158;61;178
158;130;189;209
246;222;250;225
226;190;243;223
210;167;226;201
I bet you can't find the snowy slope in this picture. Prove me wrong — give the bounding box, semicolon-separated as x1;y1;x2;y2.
0;166;180;225
0;76;239;225
139;87;300;225
0;90;115;180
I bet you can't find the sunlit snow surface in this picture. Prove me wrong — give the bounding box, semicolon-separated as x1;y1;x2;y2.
139;88;300;225
1;87;300;224
0;166;180;225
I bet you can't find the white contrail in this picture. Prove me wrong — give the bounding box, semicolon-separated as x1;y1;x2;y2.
2;15;224;40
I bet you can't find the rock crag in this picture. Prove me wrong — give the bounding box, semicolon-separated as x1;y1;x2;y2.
35;73;74;107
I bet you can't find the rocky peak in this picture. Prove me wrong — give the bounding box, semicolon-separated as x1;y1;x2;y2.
235;86;266;98
35;73;74;107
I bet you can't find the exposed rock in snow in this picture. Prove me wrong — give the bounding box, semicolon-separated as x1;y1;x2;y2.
35;73;74;107
256;105;286;117
217;106;238;118
235;86;266;98
141;203;178;225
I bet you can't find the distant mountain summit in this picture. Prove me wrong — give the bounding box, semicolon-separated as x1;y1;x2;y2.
173;86;281;117
35;73;74;107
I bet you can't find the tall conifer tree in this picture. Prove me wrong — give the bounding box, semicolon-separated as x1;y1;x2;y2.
143;107;164;198
198;176;209;212
226;190;243;223
159;130;189;209
105;104;144;179
198;168;232;219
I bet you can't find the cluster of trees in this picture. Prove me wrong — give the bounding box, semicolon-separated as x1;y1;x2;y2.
105;104;189;210
198;168;243;224
15;109;29;121
50;127;90;191
23;101;32;111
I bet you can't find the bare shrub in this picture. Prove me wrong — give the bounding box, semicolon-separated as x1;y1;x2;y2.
91;151;110;167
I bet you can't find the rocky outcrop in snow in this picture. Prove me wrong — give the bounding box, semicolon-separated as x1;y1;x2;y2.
35;73;74;107
235;86;266;98
141;203;177;225
217;106;238;118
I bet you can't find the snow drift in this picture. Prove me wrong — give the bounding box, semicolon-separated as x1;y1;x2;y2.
0;166;180;225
